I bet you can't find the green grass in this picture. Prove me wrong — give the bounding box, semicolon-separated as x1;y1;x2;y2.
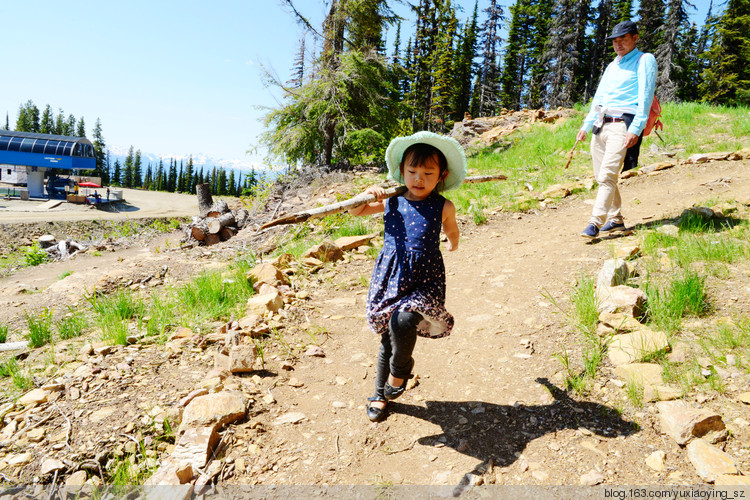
0;357;33;390
550;273;607;394
175;266;255;326
0;324;8;343
640;269;709;335
56;308;88;340
58;270;73;280
24;308;54;348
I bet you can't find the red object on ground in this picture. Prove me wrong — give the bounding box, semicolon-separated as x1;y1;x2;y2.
78;182;102;188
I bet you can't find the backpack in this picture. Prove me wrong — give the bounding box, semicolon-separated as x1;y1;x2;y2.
638;53;663;138
643;95;663;137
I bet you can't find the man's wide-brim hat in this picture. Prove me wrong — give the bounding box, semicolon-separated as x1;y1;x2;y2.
385;131;467;191
606;20;638;39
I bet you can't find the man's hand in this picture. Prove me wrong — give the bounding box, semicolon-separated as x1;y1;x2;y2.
624;132;639;149
576;130;587;142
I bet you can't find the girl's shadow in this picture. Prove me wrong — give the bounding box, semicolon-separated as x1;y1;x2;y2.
392;378;637;470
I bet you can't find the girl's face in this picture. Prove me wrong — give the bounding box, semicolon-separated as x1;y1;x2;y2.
401;153;446;201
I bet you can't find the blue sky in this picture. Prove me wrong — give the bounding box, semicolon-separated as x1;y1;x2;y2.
1;1;711;172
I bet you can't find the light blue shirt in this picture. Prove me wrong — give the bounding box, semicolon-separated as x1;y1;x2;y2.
581;48;657;136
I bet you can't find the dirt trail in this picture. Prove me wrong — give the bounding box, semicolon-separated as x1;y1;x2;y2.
222;158;750;486
1;158;749;488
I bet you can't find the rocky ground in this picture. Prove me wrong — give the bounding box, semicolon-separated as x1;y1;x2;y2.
0;151;749;495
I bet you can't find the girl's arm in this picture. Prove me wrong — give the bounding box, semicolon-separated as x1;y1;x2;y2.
442;200;459;251
349;185;386;216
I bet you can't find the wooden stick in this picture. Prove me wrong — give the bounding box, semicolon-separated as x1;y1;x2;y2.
258;174;508;230
563;138;582;169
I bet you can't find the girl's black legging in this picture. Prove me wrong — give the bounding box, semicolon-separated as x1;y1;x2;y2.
373;310;422;400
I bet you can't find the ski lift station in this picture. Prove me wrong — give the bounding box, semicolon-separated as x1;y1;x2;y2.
0;130;96;198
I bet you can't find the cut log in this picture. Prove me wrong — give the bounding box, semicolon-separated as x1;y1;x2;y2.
208;212;236;234
219;226;235;241
196;183;213;217
206;200;229;218
204;233;221;246
191;221;210;241
235;208;249;228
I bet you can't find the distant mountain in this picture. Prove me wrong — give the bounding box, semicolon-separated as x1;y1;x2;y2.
106;145;268;173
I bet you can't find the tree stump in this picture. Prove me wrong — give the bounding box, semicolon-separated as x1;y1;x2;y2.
196;183;213;217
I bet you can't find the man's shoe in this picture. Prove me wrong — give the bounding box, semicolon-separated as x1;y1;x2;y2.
600;220;626;233
580;224;599;239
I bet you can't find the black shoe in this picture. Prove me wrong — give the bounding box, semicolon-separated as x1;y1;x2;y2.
366;397;387;422
384;358;414;401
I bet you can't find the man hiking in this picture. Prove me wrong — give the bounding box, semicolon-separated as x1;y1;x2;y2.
577;20;657;239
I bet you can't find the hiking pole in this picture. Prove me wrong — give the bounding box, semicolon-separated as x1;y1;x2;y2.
563;138;582;169
258;174;508;230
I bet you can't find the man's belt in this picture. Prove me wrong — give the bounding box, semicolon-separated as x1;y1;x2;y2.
603;116;625;123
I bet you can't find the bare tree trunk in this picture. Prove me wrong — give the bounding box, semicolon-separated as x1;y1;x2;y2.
196;183;213;217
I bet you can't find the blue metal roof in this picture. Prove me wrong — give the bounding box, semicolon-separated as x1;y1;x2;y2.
0;130;95;171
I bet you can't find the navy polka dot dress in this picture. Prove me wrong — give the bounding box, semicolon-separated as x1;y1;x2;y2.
366;191;454;339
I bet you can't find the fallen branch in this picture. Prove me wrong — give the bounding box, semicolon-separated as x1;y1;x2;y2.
259;174;508;230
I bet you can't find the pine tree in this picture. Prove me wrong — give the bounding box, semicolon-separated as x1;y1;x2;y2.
123;147;135;188
144;164;153;190
168;159;178;192
500;0;533;110
430;0;458;131
637;0;666;55
40;105;54;134
112;159;122;186
542;0;590;108
76;117;86;138
156;159;165;191
288;36;307;88
613;0;634;22
525;0;555;108
92;119;108;184
133;150;143;188
15;100;40;132
228;169;237;197
476;0;505;116
451;2;479;119
4;113;8;130
65;115;76;136
586;0;614;100
185;157;195;194
655;0;692;102
54;110;66;135
698;0;750;105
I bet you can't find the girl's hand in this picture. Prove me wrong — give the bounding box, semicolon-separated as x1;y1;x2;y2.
364;185;387;200
350;185;387;216
442;200;459;251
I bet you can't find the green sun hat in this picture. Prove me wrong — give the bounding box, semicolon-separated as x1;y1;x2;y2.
385;131;467;191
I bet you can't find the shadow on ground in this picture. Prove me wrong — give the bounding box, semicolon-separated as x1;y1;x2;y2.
392;378;637;487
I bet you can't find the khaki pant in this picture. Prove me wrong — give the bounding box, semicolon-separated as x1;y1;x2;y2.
589;122;627;227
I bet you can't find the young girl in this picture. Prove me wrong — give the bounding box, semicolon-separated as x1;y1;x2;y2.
350;131;466;422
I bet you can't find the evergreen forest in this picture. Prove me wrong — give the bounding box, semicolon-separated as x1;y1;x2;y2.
261;0;749;168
